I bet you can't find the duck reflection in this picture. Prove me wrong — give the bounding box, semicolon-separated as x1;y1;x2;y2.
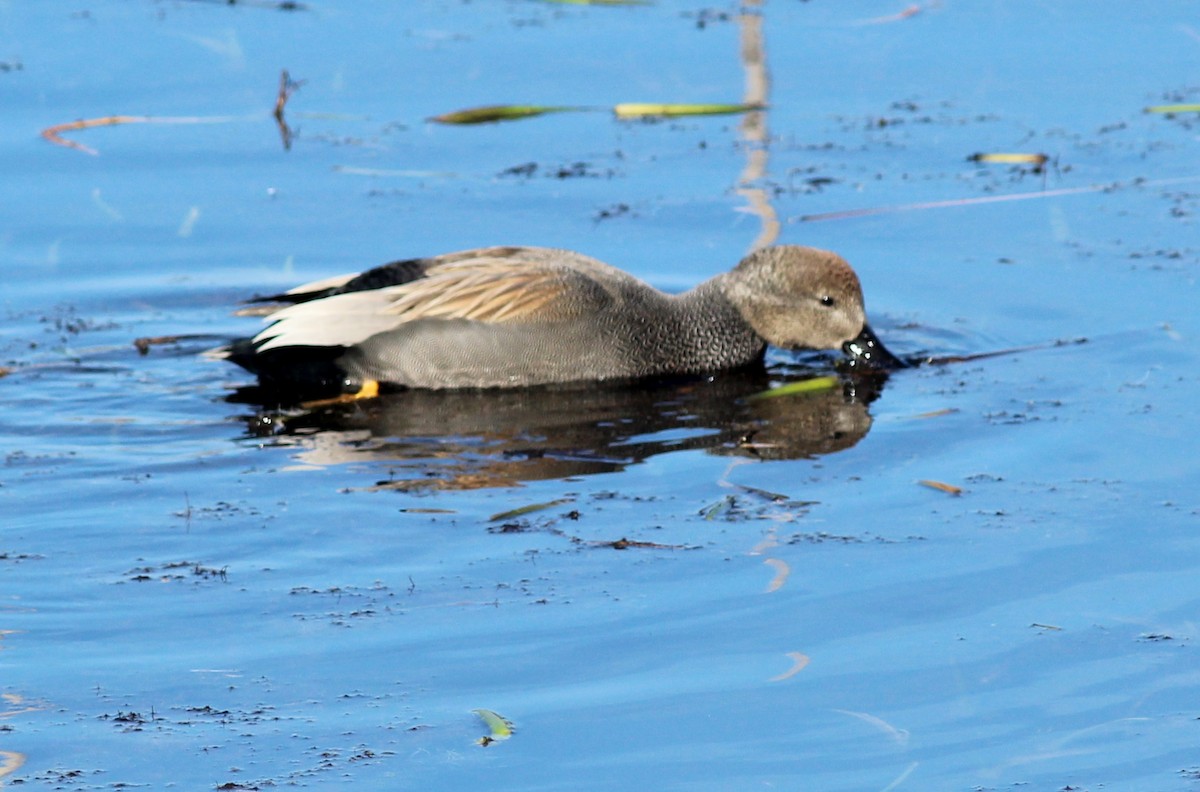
232;363;891;491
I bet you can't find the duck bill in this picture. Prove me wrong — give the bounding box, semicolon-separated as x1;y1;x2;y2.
842;324;907;370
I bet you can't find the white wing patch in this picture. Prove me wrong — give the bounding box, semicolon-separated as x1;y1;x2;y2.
253;290;400;351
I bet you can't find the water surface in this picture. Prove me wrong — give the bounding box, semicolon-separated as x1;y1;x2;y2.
2;1;1199;789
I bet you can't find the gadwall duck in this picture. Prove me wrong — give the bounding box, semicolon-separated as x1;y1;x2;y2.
221;244;904;397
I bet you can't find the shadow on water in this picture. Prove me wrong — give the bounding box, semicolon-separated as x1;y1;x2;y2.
230;366;892;491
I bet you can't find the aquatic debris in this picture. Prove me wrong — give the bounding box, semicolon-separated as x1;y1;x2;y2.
796;175;1200;222
768;651;810;682
430;105;582;125
613;102;762;119
918;479;962;496
430;102;760;125
701;495;737;520
747;375;839;400
763;558;790;592
968;152;1049;169
274;68;304;150
797;184;1111;222
41;114;237;155
489;498;574;522
473;708;514;746
1030;622;1063;631
1145;103;1200;114
918;337;1088;367
588;537;691;550
40;113;236;156
133;334;220;354
734;484;793;503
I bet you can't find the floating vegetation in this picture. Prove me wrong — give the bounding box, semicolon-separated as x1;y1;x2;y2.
1145;103;1200;114
747;376;839;401
430;105;582;125
473;708;514;746
430;102;760;126
968;152;1049;167
273;68;304;150
489;498;574;522
613;102;763;119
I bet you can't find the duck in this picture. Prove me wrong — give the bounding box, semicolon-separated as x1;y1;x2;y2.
220;244;904;399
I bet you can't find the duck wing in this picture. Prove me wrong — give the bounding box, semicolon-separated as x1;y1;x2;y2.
252;248;619;354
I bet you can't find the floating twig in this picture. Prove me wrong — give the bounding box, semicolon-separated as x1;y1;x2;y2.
797;183;1113;222
919;337;1088;366
41;114;235;155
796;175;1200;223
591;537;691;550
918;479;963;495
274;68;304;150
132;334;229;355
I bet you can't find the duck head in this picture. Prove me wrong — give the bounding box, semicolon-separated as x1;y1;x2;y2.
724;245;907;370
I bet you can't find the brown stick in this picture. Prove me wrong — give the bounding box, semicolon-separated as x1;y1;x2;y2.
41;115;150;155
274;69;304;150
41;114;235;155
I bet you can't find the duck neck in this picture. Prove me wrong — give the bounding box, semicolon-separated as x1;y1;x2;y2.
660;277;767;372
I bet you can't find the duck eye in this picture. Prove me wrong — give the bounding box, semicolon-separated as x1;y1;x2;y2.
819;295;836;307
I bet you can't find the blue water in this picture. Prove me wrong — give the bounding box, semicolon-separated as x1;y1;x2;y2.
3;1;1200;789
